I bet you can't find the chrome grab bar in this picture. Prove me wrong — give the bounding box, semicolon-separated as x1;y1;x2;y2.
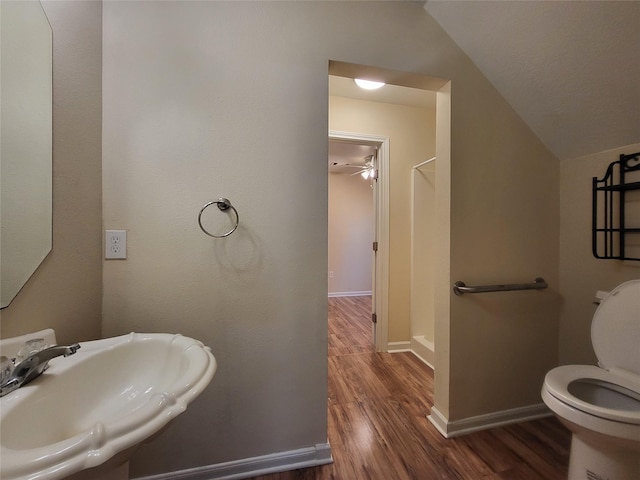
453;277;547;296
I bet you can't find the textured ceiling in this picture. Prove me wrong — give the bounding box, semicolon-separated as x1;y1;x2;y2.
424;1;640;160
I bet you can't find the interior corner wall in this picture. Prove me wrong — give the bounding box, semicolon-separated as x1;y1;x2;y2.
447;72;560;419
329;95;436;343
328;173;374;296
559;142;640;366
101;1;562;476
0;0;102;345
433;82;452;419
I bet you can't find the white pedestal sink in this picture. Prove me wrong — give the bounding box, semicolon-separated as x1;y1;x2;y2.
0;330;217;480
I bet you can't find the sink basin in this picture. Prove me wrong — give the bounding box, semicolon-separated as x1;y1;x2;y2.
0;332;217;480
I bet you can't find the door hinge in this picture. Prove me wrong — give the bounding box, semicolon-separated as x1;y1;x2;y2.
372;312;377;324
372;241;378;252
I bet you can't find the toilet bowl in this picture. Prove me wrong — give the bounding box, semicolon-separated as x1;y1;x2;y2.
542;279;640;480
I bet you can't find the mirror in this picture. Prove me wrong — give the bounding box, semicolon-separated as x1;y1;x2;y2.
0;1;53;308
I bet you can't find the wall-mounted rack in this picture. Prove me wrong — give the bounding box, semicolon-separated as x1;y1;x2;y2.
592;152;640;260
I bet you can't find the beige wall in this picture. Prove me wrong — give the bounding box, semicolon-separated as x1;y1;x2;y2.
3;2;634;476
559;142;640;365
100;1;560;475
329;95;436;343
444;73;560;419
0;1;102;345
328;172;373;295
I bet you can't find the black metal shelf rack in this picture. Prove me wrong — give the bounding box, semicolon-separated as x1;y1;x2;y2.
592;152;640;260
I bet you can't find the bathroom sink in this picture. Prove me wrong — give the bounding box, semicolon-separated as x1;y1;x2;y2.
0;332;217;480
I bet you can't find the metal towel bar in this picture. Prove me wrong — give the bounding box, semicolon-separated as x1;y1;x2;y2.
453;277;547;296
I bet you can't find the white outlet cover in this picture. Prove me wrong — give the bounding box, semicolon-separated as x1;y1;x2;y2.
105;230;127;259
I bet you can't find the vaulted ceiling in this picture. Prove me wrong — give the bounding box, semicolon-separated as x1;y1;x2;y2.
424;1;640;160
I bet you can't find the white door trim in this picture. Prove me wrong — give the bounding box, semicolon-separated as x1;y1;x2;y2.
329;130;390;352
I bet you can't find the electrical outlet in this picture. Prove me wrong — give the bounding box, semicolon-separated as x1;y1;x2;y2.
105;230;127;259
329;271;334;278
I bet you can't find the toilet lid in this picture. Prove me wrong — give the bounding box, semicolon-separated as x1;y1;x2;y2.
592;279;640;375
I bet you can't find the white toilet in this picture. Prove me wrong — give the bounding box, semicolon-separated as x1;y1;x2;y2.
542;279;640;480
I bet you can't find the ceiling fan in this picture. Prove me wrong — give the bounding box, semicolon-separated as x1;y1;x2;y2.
330;155;376;179
351;155;376;179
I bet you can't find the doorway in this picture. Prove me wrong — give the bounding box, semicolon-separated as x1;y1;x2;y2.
328;60;452;440
328;133;388;350
328;71;437;357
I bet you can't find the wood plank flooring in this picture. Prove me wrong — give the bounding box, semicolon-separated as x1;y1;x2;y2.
251;296;570;480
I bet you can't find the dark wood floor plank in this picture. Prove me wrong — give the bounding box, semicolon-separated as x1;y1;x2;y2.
250;296;570;480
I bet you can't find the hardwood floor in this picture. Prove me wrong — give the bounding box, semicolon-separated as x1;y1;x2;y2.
251;296;570;480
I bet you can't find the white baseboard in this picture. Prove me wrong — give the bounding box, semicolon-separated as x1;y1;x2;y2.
387;341;411;353
428;404;552;438
428;406;450;437
410;336;435;369
132;443;333;480
327;291;372;298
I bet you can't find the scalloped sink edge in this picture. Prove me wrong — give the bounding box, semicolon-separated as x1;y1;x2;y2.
0;332;217;480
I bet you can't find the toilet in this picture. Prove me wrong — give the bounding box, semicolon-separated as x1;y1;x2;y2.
542;279;640;480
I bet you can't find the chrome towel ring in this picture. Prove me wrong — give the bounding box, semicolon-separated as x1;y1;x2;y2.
198;198;239;238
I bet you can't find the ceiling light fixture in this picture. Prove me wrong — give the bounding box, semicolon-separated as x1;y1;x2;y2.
354;78;385;90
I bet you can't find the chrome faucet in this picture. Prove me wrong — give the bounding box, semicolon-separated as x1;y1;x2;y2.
0;344;81;397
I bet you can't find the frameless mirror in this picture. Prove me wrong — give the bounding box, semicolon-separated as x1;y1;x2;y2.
0;1;53;308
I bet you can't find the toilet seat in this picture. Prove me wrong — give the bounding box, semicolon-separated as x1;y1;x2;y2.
591;279;640;376
544;365;640;425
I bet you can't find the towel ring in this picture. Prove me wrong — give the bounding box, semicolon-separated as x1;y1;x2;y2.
198;198;239;238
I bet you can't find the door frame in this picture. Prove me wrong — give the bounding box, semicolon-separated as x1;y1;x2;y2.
329;130;390;352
